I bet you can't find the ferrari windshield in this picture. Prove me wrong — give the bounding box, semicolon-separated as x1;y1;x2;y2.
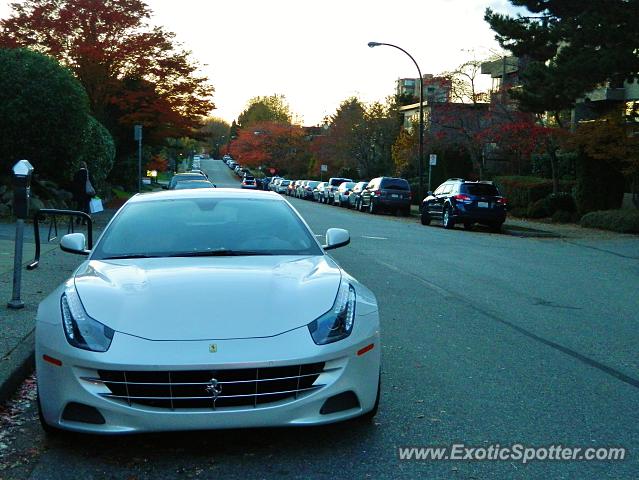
92;197;323;259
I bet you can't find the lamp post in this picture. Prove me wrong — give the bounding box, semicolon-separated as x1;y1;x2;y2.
368;41;424;202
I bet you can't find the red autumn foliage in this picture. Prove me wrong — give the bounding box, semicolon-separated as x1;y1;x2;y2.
229;121;310;176
145;155;168;173
0;0;214;139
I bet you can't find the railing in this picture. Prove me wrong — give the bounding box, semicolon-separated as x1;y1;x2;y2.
27;209;93;270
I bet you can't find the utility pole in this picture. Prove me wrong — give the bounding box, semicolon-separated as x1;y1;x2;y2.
134;125;143;193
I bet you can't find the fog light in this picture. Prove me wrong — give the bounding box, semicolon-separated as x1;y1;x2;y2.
62;402;105;424
320;391;360;415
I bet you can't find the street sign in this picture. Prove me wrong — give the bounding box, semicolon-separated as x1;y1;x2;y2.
134;124;142;141
320;164;328;172
269;168;276;174
429;154;437;166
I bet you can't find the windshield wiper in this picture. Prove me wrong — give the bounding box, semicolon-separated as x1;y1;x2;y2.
168;249;274;257
101;254;161;260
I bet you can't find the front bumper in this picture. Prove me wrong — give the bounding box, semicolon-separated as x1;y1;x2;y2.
36;314;380;434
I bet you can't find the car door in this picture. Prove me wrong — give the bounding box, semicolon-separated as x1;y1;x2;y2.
429;183;451;218
361;179;376;207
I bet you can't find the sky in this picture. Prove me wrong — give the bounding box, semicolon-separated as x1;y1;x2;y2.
0;0;522;126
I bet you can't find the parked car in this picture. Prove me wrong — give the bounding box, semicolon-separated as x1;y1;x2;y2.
301;181;319;200
190;169;209;179
333;182;356;207
314;182;328;202
295;180;308;198
241;176;257;189
167;172;208;190
276;179;291;194
287;180;299;196
348;181;369;210
173;180;217;190
269;178;283;192
261;177;272;191
323;177;353;204
420;179;507;231
358;177;412;215
36;188;380;434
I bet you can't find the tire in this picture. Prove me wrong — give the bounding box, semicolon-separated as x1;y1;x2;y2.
357;200;363;212
358;372;381;422
37;391;64;437
442;206;455;229
490;222;503;233
368;200;376;214
463;222;473;230
420;212;431;225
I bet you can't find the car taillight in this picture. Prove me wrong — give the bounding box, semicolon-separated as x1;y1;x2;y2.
409;192;413;200
497;197;508;205
454;194;472;203
374;190;381;196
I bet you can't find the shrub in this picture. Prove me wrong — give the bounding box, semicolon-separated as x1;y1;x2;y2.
527;198;549;218
575;154;625;215
544;192;577;214
508;207;529;218
0;48;90;186
551;210;577;223
580;210;639;233
494;176;575;210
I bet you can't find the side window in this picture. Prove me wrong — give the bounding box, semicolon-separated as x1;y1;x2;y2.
433;184;444;195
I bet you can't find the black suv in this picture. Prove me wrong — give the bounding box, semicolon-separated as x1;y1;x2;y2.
359;177;412;215
420;179;507;231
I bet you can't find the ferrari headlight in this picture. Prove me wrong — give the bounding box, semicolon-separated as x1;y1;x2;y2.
60;284;114;352
308;280;356;345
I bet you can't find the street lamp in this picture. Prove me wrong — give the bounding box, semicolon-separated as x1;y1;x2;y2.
368;41;425;202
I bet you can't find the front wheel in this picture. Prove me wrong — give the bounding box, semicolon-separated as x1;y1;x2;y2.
442;207;455;229
490;222;503;233
358;373;381;422
420;212;431;225
369;201;376;214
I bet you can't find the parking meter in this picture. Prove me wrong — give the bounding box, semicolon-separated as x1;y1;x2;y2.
12;160;34;219
7;160;34;309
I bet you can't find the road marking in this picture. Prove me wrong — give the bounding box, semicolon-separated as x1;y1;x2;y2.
362;235;388;240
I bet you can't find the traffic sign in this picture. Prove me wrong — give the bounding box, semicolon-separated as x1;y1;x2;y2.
429;154;437;166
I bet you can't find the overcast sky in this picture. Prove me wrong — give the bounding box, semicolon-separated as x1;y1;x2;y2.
0;0;523;126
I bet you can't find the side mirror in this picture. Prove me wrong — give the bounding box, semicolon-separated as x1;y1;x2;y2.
323;228;350;251
60;233;90;256
426;191;433;196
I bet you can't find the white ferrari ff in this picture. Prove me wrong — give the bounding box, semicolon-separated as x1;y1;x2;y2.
36;189;380;434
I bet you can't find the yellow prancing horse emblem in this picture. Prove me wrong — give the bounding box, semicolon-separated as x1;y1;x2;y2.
209;344;217;353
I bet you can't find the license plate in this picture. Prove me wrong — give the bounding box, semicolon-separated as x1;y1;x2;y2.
391;194;399;198
478;201;489;208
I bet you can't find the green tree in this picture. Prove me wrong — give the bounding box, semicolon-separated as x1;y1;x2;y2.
237;95;292;127
485;2;639;116
0;48;89;185
199;117;230;157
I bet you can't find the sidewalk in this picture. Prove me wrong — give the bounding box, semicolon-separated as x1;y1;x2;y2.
0;210;116;403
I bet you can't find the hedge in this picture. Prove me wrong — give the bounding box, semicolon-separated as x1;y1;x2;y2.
494;176;575;210
580;210;639;233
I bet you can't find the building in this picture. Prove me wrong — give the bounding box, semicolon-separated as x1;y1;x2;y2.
396;74;451;103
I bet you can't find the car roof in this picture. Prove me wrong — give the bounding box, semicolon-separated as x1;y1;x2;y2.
129;188;284;203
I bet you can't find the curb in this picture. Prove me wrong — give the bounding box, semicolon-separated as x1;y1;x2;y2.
0;330;35;404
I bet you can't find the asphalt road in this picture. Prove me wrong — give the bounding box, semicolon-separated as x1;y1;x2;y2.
1;160;637;479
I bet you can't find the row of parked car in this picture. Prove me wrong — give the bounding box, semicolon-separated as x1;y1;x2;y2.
220;157;508;232
270;175;509;232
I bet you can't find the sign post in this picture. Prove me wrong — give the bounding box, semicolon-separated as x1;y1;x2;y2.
134;125;143;193
428;154;437;193
320;164;328;181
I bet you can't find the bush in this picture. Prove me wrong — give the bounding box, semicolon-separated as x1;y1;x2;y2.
0;48;90;186
494;176;575;210
508;207;529;218
545;192;577;214
552;210;577;223
527;198;549;218
580;210;639;233
575;154;625;215
75;116;115;196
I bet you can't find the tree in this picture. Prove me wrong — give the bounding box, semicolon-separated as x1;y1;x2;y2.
237;95;292;127
485;2;639;116
199;117;230;157
0;48;90;186
0;0;215;182
443;60;490;104
230;121;310;177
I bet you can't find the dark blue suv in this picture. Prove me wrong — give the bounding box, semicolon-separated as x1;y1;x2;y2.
420;179;507;232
